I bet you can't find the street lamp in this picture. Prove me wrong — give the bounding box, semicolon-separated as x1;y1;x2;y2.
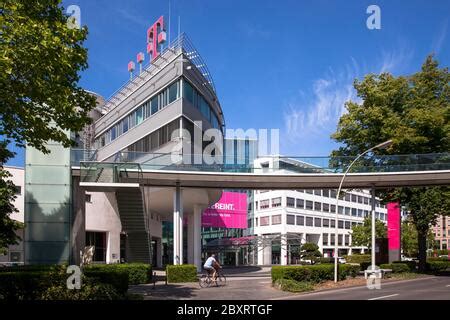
334;140;392;283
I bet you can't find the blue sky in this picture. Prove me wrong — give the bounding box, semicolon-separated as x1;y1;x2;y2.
6;0;450;166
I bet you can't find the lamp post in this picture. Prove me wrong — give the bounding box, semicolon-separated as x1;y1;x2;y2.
334;140;392;283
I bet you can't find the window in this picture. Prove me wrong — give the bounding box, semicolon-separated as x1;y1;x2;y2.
330;204;336;213
338;235;343;245
296;199;304;209
345;193;351;201
183;80;194;104
314;218;322;227
305;190;313;194
136;106;143;125
338;206;344;214
351;208;357;216
122;116;129;134
345;207;351;216
85;194;92;202
323;190;330;197
351;194;357;202
305;217;313;227
272;197;282;208
323;219;330;227
314;202;321;211
305;200;313;210
345;235;350;246
357;209;363;217
260;216;270;226
330;190;337;198
330;234;335;245
286;197;295;208
296;216;305;226
110;126;116;140
272;215;282;225
330;219;336;228
168;81;179;104
323;234;328;246
345;221;351;229
255;218;258;226
314;190;321;196
287;215;295;225
364;197;369;205
338;220;344;229
358;196;363;204
260;200;270;209
14;186;21;195
151;96;159;114
323;203;330;212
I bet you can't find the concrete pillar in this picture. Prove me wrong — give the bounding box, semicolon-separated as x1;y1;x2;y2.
173;184;183;265
187;213;194;264
235;251;239;266
281;234;288;265
156;238;162;268
257;235;265;265
193;204;202;272
71;176;85;266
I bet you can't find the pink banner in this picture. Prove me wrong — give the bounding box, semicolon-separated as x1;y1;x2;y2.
387;202;401;250
202;192;248;229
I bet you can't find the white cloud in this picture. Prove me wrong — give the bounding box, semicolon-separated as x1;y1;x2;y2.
431;21;448;54
281;48;413;155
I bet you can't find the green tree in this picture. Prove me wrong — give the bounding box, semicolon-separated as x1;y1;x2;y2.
299;243;322;264
350;217;387;249
0;141;24;250
331;55;450;271
0;0;96;247
401;217;435;258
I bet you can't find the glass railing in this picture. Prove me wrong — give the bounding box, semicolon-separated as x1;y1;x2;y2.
80;161;142;183
73;149;450;176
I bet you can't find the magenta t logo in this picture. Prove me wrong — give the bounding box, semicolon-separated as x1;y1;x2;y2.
146;16;167;60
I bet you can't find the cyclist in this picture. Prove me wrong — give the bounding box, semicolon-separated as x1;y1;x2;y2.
203;253;221;282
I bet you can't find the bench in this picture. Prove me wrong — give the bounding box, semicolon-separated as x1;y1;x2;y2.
364;269;392;279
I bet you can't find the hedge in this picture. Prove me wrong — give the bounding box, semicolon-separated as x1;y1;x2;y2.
343;254;371;264
0;264;131;300
84;263;152;285
271;264;360;284
426;261;450;273
273;279;314;292
166;264;198;283
393;261;417;272
427;256;449;262
380;263;409;273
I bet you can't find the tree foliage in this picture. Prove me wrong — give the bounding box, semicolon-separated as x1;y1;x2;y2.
350;217;387;248
0;0;96;153
0;141;23;250
401;217;435;258
299;242;322;264
331;54;450;271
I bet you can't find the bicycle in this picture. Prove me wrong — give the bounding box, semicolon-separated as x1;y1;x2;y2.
199;267;227;288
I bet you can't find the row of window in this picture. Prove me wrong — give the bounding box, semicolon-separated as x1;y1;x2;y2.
257;197;387;220
97;80;181;148
125;118;180;154
258;189;386;208
256;214;363;229
323;233;351;246
183;81;221;130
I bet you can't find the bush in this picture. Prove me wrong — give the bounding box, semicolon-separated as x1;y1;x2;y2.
393;261;417;272
84;263;152;285
360;262;372;271
166;264;197;283
0;264;131;300
317;257;334;264
380;263;409;273
274;279;314;293
426;261;450;274
40;277;122;300
343;254;371;264
427;256;449;262
83;269;129;295
272;264;357;284
340;264;361;278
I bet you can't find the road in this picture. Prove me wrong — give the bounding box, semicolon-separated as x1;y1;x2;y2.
277;276;450;300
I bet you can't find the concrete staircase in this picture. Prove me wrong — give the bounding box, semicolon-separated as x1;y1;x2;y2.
116;188;151;264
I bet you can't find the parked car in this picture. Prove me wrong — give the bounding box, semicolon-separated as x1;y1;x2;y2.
401;255;414;261
338;257;346;264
